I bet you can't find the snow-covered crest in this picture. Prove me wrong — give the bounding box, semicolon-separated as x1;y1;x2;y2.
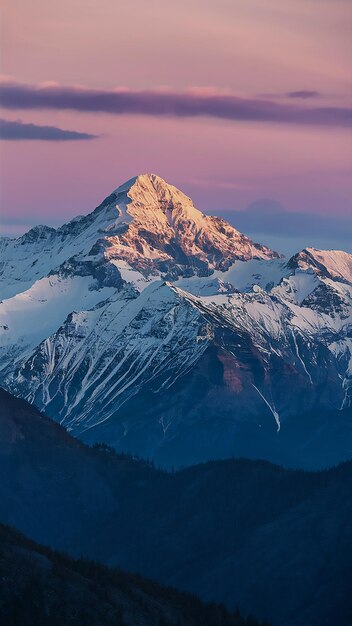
289;247;352;284
0;173;278;300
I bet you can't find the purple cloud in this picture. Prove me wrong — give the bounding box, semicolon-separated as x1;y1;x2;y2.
286;90;321;99
1;81;351;127
0;118;97;141
217;206;352;249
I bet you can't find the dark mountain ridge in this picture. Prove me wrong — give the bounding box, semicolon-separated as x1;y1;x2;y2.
1;388;351;626
0;523;262;626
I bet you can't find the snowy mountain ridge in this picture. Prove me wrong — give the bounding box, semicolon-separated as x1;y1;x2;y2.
0;174;351;468
0;173;277;301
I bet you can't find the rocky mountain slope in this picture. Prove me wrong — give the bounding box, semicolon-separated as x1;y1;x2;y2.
1;388;351;626
0;174;351;468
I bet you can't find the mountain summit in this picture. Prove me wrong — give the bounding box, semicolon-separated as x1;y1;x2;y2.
116;173;276;265
0;173;278;301
81;172;279;277
0;173;351;468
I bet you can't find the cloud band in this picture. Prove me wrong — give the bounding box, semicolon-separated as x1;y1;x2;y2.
0;117;97;141
1;81;351;127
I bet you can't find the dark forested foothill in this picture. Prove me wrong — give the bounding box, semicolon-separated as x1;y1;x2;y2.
1;388;352;625
0;524;265;626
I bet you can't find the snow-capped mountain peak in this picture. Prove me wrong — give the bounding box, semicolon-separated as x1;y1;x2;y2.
0;174;279;300
0;173;351;469
288;247;352;284
97;173;280;277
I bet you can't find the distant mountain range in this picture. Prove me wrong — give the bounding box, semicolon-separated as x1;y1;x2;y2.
1;387;352;626
0;173;351;468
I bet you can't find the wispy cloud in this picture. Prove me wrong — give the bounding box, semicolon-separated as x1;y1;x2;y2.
218;204;352;243
286;90;321;99
0;118;97;141
1;80;351;128
186;177;251;191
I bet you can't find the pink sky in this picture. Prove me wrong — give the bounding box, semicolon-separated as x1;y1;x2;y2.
0;0;351;240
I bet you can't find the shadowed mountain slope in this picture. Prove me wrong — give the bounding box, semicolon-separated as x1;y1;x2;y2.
0;388;351;626
0;523;262;626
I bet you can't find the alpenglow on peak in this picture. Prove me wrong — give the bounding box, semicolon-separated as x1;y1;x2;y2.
93;172;280;272
0;172;279;301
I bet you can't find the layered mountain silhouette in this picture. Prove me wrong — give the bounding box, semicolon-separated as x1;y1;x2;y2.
0;174;351;468
0;523;261;626
1;387;352;626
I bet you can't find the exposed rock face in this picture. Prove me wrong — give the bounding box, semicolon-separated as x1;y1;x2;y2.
102;174;278;275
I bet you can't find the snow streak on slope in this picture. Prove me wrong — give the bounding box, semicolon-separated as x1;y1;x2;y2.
251;383;281;431
8;262;351;439
0;274;114;373
11;281;211;431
